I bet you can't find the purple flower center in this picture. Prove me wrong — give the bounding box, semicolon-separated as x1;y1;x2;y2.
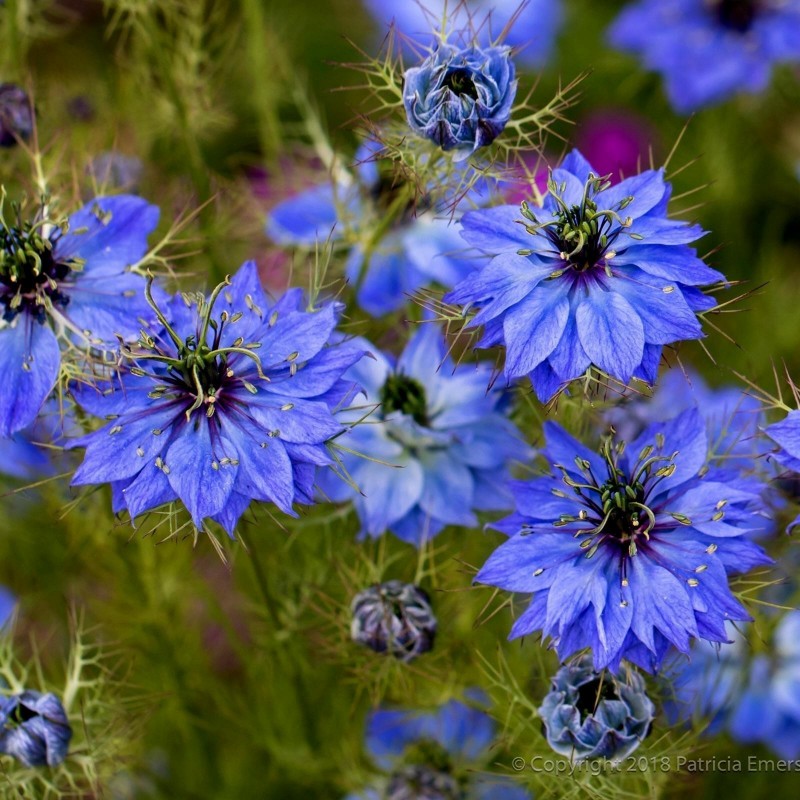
0;222;75;324
519;174;634;277
387;760;463;800
714;0;760;32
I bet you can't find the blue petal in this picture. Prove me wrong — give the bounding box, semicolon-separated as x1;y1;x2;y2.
266;183;343;246
0;316;60;437
54;194;159;278
575;290;645;383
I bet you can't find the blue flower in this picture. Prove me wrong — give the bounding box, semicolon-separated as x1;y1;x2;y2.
351;581;437;661
0;691;72;767
539;655;654;761
764;409;800;531
476;409;772;673
0;586;15;629
0;195;159;437
403;44;517;157
608;0;800;113
69;262;363;536
318;324;528;546
669;611;800;759
347;698;531;800
266;142;480;317
445;149;722;402
0;84;33;147
363;0;562;68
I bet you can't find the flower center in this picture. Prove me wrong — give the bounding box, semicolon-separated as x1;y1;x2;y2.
387;741;463;800
552;436;678;560
519;174;634;276
442;68;478;100
381;373;429;426
575;677;619;721
122;276;268;421
714;0;760;32
0;222;76;323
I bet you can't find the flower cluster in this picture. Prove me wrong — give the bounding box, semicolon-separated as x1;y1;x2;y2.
266;142;479;316
445;150;722;401
347;698;531;799
476;409;771;672
69;262;363;535
670;612;800;759
403;44;517;157
609;0;800;112
319;324;528;545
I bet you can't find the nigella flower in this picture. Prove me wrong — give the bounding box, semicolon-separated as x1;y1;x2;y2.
606;369;767;462
608;0;800;113
69;262;363;535
0;194;159;437
318;324;528;545
669;612;800;759
0;84;33;147
266;141;479;316
0;586;14;628
444;149;723;402
0;691;72;767
347;698;531;800
403;44;517;158
763;408;800;531
350;581;437;662
539;655;654;761
476;409;772;672
363;0;562;68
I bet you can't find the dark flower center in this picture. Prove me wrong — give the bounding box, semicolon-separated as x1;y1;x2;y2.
8;703;38;728
575;677;620;721
442;68;479;100
0;223;75;324
381;373;429;426
714;0;760;32
519;174;634;276
386;743;463;800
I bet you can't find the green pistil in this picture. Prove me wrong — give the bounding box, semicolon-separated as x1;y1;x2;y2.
127;275;269;421
442;67;478;100
381;373;429;426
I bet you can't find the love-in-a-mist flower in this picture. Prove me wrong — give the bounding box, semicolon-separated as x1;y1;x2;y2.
266;141;479;316
318;324;528;546
445;149;722;402
609;0;800;113
670;612;800;759
0;195;159;437
363;0;562;68
347;698;531;800
350;581;437;662
69;262;363;535
476;409;771;672
0;691;72;767
539;655;654;761
764;408;800;531
403;44;517;158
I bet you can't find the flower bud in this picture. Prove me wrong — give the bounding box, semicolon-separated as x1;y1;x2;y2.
403;45;516;158
350;581;436;662
539;656;654;761
0;690;72;767
0;84;33;148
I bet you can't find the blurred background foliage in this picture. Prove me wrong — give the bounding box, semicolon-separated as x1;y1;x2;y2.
1;0;800;797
